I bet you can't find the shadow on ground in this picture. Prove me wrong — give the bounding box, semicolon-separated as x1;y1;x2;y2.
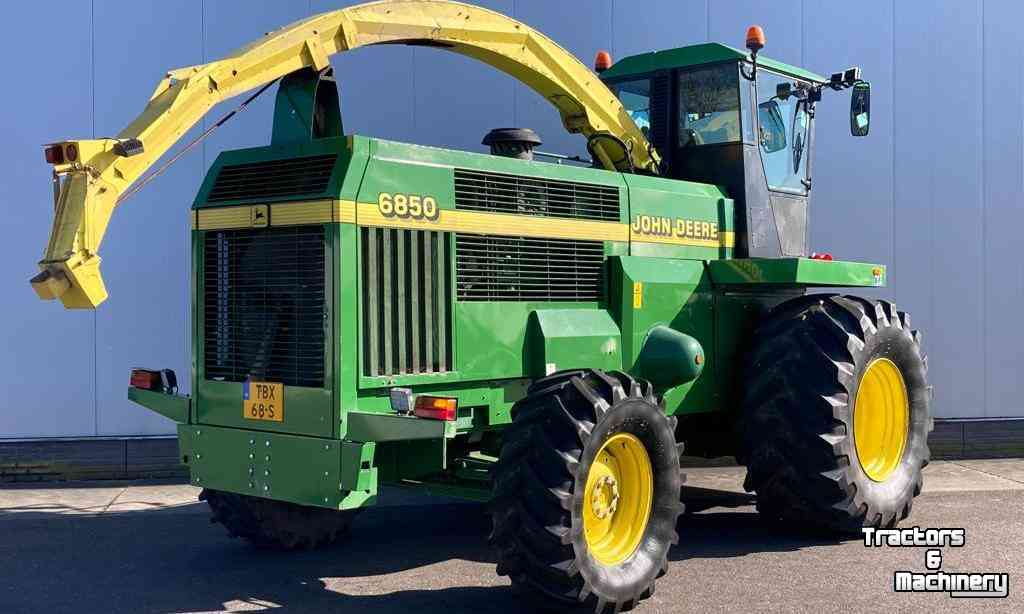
0;483;853;614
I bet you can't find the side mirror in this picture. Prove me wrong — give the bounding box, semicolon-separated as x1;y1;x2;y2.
757;100;787;153
850;81;870;136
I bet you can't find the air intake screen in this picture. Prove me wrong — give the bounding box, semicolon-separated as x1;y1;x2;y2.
206;154;337;203
361;228;453;376
454;169;620;221
649;74;671;159
203;226;326;388
456;234;604;301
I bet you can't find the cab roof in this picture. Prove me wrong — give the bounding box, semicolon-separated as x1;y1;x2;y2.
600;42;827;84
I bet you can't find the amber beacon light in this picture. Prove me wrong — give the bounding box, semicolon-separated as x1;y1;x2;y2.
745;25;765;53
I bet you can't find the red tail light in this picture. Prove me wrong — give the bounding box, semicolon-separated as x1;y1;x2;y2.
810;252;834;261
130;369;162;390
44;145;65;165
414;396;458;421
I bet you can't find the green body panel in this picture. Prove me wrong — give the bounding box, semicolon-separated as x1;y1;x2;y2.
633;325;705;391
601;42;828;83
271;68;343;145
128;388;190;423
347;411;455;442
610;256;717;415
195;380;333;437
179;424;376;509
527;309;622;376
623;173;734;260
193;136;353;209
708;258;886;288
134;108;888;509
360;138;629;213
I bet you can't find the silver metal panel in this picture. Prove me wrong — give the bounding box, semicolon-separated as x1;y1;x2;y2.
981;0;1024;418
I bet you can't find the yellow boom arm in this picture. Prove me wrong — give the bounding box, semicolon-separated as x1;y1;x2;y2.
32;0;658;309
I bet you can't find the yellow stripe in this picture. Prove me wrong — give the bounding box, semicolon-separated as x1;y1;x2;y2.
355;202;628;242
193;200;734;248
335;199;356;223
271;200;333;226
193;200;338;230
629;229;736;249
195;206;251;230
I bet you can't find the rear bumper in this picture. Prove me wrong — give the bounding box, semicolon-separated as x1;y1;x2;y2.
178;424;377;510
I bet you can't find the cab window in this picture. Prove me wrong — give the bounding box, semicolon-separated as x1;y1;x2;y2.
755;70;811;193
677;65;741;147
614;79;651;139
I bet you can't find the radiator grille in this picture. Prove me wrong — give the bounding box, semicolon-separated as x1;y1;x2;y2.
454;169;620;221
203;227;326;387
456;234;604;301
206;154;337;203
361;228;453;376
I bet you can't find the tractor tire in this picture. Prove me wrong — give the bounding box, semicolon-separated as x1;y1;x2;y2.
490;369;684;613
739;294;932;533
200;489;358;550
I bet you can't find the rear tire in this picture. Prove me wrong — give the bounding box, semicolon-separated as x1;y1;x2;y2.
200;489;358;550
490;370;684;613
739;294;932;532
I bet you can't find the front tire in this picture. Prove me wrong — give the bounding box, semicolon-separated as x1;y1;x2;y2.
739;295;932;532
490;370;684;613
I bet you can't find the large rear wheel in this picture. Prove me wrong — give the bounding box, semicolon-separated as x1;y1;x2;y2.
739;295;932;532
200;489;358;549
490;370;684;612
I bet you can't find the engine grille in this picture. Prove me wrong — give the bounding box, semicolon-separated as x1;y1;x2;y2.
456;234;604;301
454;169;620;221
203;226;326;388
206;154;337;203
361;227;453;376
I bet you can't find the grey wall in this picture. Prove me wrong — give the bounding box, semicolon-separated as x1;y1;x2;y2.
2;0;1021;438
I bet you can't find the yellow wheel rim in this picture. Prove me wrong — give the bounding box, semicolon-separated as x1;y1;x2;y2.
582;433;653;566
854;358;910;482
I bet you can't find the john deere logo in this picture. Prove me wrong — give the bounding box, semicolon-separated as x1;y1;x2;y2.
631;214;719;241
250;204;269;228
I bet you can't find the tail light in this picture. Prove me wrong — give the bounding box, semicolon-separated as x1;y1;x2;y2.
130;368;178;393
810;252;834;261
44;145;65;165
414;396;458;421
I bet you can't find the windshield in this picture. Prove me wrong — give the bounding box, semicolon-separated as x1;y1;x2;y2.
756;70;811;193
677;65;741;147
614;79;651;138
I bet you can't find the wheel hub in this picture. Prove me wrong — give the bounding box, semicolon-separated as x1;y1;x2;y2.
590;475;620;519
854;358;910;482
582;433;654;566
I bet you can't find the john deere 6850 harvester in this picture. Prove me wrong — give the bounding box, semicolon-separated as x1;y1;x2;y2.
31;1;931;611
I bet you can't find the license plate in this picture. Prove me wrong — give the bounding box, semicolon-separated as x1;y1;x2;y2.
243;381;284;422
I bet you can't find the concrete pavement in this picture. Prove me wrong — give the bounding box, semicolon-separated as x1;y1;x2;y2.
1;459;1022;613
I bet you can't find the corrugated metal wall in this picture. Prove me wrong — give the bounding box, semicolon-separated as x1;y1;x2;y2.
1;0;1020;438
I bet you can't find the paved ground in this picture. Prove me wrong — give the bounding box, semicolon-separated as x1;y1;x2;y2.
1;459;1022;613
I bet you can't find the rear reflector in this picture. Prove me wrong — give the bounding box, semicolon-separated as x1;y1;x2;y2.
413;396;458;421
